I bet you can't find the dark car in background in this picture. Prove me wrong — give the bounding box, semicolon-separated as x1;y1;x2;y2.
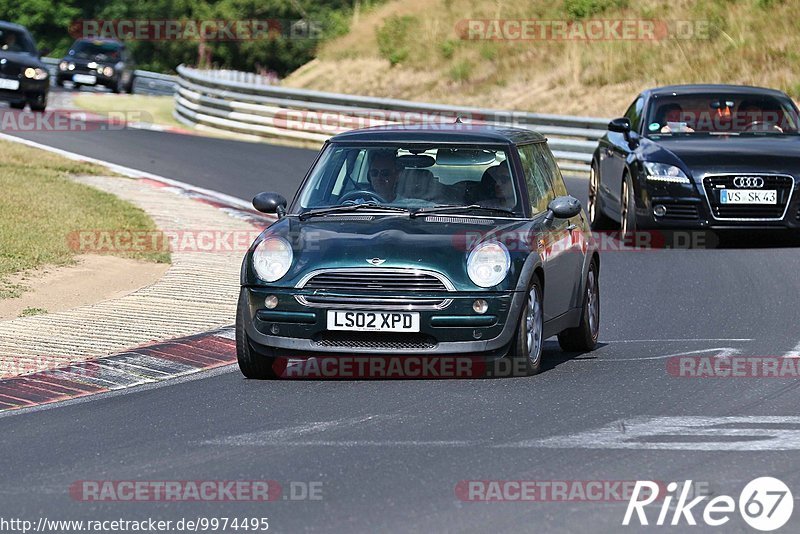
56;38;134;93
0;21;49;111
589;84;800;234
236;125;600;379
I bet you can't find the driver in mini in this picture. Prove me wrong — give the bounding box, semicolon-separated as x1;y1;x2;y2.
367;150;399;202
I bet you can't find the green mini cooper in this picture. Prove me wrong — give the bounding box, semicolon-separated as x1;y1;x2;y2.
237;125;599;378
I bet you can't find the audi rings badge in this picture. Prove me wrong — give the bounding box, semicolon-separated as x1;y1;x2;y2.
733;176;765;188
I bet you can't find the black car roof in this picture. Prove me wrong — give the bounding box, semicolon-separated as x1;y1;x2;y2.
329;124;545;145
645;84;790;99
0;21;32;33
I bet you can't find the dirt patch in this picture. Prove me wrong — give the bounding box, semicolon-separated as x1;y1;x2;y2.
0;255;169;320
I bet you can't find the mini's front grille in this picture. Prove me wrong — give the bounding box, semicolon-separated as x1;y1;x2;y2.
302;269;449;292
313;332;437;350
703;174;794;220
296;268;453;310
659;202;699;221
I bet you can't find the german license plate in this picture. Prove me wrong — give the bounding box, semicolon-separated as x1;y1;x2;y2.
0;78;19;90
720;189;777;204
327;310;420;332
73;74;97;85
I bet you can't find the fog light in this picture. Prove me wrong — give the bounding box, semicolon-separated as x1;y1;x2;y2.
653;204;667;217
264;295;279;309
473;299;489;314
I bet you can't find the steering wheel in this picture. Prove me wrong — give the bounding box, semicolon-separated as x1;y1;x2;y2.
743;121;782;133
339;190;387;204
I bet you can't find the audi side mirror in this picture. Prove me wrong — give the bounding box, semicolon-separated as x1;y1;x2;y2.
608;117;631;134
253;192;287;217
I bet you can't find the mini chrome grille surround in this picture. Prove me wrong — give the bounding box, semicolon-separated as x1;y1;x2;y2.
702;173;795;221
295;268;454;310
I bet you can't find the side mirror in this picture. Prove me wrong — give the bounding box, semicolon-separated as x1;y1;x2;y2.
608;117;631;134
545;195;582;223
253;192;287;217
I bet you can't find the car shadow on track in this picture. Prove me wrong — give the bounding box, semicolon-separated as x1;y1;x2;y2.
540;340;605;374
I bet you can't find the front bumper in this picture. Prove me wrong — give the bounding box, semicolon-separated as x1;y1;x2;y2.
0;78;48;103
635;176;800;230
57;70;117;87
240;286;527;359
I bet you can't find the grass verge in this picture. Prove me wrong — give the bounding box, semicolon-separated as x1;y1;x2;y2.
72;94;184;129
0;140;170;299
284;0;800;116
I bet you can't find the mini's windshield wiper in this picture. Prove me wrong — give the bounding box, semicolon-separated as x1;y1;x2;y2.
411;204;516;218
298;202;410;221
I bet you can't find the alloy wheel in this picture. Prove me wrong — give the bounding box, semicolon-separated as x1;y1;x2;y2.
525;286;543;366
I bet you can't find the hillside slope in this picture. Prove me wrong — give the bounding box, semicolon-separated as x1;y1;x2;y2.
284;0;800;117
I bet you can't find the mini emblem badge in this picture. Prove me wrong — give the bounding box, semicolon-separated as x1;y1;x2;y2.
366;258;386;266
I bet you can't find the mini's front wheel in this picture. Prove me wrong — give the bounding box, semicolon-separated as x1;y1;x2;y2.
506;278;544;376
236;291;279;379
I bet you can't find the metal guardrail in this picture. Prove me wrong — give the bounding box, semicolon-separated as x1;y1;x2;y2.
175;65;610;174
41;57;177;96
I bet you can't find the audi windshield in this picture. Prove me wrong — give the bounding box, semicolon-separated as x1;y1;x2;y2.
645;93;800;136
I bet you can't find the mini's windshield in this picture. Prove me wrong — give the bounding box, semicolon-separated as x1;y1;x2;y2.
69;40;122;61
297;144;521;215
0;28;37;55
645;93;800;136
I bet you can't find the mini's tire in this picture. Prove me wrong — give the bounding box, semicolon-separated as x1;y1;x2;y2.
557;260;600;352
506;277;544;376
235;291;279;379
9;101;25;109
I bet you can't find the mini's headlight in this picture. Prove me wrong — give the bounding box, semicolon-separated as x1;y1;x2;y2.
58;61;68;71
102;66;114;77
467;242;511;288
643;162;690;184
68;63;75;71
23;67;48;80
252;237;293;282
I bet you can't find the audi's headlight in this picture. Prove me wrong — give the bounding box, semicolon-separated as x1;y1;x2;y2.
102;66;114;77
58;61;68;71
24;67;48;80
467;242;511;288
252;237;293;282
643;162;690;184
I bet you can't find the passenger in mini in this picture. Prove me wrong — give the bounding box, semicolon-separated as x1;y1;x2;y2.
480;165;516;209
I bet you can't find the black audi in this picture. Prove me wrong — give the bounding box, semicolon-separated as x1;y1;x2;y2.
589;84;800;233
0;21;49;111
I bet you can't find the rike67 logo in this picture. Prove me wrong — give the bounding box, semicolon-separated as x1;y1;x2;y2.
623;477;793;531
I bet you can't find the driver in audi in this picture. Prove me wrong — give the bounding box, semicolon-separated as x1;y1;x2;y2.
367;150;400;202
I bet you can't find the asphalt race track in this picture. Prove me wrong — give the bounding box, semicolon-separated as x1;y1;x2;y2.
2;106;800;532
